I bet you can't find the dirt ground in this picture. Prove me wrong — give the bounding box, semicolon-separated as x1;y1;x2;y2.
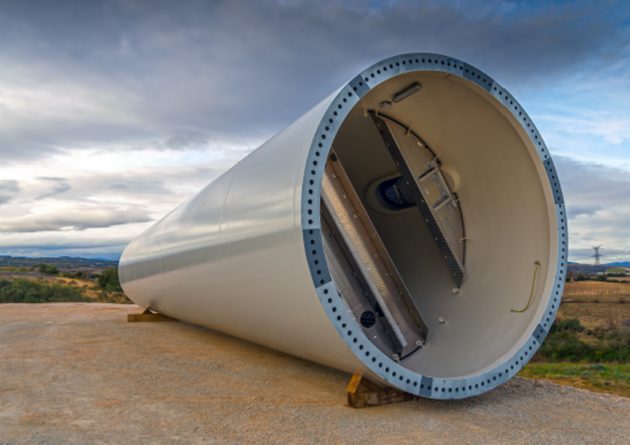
0;304;628;445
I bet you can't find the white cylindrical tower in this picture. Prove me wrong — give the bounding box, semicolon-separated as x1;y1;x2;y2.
120;53;567;399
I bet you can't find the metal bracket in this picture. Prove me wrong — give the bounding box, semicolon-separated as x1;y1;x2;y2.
369;111;465;287
322;157;428;358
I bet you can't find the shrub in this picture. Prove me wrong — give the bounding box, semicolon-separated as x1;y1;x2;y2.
97;267;122;292
34;263;59;275
552;318;585;333
536;318;630;363
538;330;593;361
60;270;86;279
0;278;88;303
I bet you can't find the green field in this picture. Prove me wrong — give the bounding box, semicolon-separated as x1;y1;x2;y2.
521;363;630;397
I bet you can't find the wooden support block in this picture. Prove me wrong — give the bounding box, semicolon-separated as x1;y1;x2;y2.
346;373;414;408
127;307;174;322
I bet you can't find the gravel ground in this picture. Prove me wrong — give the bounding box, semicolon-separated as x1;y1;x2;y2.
0;303;628;445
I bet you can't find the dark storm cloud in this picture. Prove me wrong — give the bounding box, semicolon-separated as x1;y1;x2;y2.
0;0;627;160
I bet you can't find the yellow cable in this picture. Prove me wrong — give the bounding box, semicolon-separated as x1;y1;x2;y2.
511;261;541;313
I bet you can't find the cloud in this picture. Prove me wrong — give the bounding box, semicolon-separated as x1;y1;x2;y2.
0;179;20;192
0;238;131;260
571;246;630;263
0;152;232;257
554;156;630;262
566;205;602;218
0;0;626;161
0;1;628;261
35;177;71;199
31;163;230;206
165;131;211;150
0;205;151;233
555;156;630;203
540;113;630;148
0;179;20;204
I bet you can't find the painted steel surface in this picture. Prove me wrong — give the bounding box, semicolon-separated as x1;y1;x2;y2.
120;53;567;399
120;91;363;373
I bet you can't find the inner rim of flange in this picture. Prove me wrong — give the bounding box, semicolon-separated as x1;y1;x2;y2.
319;70;556;378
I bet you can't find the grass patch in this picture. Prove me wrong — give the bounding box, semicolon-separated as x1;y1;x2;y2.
522;316;630;397
0;265;29;272
520;362;630;397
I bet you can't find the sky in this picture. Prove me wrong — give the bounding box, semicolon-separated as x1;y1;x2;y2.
0;0;628;263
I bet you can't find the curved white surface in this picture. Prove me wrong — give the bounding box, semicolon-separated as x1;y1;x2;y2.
120;53;567;399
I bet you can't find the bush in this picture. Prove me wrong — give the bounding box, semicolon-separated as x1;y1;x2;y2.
590;328;630;362
0;278;88;303
97;267;122;292
538;330;594;361
34;263;59;275
60;270;86;279
552;318;585;333
536;318;630;363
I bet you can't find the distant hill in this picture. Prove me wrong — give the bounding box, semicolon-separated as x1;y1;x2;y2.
567;263;607;274
1;255;626;272
0;255;117;271
568;261;630;270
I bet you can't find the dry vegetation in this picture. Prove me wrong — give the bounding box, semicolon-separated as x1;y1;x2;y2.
0;264;131;304
36;276;130;304
1;258;627;397
561;280;630;329
564;280;630;298
522;277;630;397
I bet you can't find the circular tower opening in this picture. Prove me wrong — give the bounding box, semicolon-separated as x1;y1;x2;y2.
302;54;566;398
